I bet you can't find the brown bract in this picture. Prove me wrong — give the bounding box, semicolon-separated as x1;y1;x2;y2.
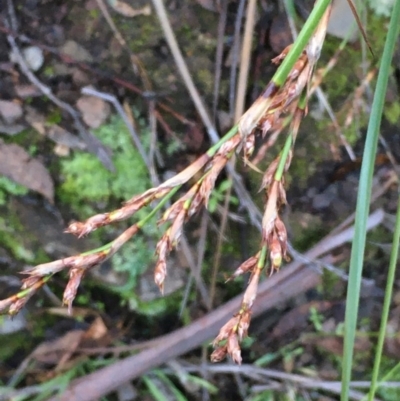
154;235;170;293
226;255;258;281
210;345;228;363
212;307;252;364
64;268;86;314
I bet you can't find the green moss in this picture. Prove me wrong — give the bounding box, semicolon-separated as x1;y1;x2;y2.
133;293;177;316
319;39;361;106
42;65;56;78
111;236;156;293
318;11;386;111
0;212;36;263
88;7;100;20
124;14;161;52
316;13;389;147
368;0;395;16
0;330;33;361
289;155;314;188
0;176;55;265
59;113;150;212
196;67;214;96
46;109;62;125
1;127;40;147
384;101;400;125
320;266;341;299
0;177;29;206
367;13;392;54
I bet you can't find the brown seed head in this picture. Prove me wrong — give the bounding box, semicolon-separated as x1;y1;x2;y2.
71;251;108;270
8;297;28;316
271;45;292;65
23;257;74;277
67;220;97;237
0;296;15;313
238;95;275;142
168;209;186;247
156;234;170;257
200;156;227;208
213;315;240;346
277;181;287;205
154;235;170;292
260;159;280;190
210;345;228;363
187;192;204;217
262;181;279;241
237;310;251;341
63;267;85;314
226;255;258;281
217;135;241;156
227;333;242;365
21;275;42;290
288;51;308;80
161;200;184;223
269;232;283;273
154;259;167;294
242;268;261;309
275;217;288;255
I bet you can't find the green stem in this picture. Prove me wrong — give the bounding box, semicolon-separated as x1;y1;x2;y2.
272;0;332;86
275;134;293;181
205;125;238;157
380;361;400;385
137;186;181;228
340;3;400;400
257;245;268;269
360;361;400;401
368;192;400;401
274;93;307;181
16;275;52;298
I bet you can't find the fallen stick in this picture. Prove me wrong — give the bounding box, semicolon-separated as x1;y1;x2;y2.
52;209;384;401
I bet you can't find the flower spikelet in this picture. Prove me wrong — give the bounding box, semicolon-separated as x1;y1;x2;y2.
200;156;228;208
227;333;242;364
212;315;240;346
226;255;258;281
63;267;86;314
242;268;261;309
8;298;29;316
210;345;228;363
154;234;170;293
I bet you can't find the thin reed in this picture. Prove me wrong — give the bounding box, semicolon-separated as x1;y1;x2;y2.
341;3;400;401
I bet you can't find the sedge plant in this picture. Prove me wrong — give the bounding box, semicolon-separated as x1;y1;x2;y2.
2;0;332;362
3;3;400;395
2;0;376;367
